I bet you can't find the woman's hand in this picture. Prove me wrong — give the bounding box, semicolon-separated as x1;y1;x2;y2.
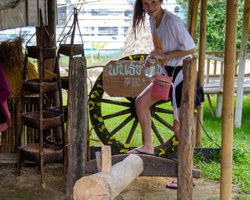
144;55;155;68
149;51;166;60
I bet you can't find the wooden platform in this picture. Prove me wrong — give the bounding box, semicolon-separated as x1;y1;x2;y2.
1;153;201;178
203;75;250;94
86;154;201;178
0;153;16;165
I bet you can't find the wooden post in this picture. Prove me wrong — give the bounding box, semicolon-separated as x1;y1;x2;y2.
177;58;197;200
45;0;63;142
66;57;88;200
196;0;207;147
215;94;223;118
220;0;238;199
186;0;194;33
234;0;250;128
101;145;112;172
44;0;56;72
190;0;200;41
73;154;144;200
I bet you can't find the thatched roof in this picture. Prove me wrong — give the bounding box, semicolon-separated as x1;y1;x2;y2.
121;21;153;57
0;37;38;98
0;0;24;11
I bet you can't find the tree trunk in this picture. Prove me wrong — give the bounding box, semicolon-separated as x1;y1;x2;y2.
74;154;144;200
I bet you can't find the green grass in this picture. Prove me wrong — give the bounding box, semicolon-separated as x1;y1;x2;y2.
88;94;250;195
63;56;250;195
194;95;250;195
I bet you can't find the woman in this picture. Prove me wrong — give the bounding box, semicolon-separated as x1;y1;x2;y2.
127;0;204;188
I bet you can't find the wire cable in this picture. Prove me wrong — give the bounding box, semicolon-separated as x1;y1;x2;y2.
196;109;221;148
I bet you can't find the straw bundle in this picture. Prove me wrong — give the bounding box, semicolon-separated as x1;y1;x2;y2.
0;37;38;98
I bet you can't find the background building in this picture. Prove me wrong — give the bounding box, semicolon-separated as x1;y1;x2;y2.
0;0;185;57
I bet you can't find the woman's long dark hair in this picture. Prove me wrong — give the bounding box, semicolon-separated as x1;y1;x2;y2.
132;0;146;37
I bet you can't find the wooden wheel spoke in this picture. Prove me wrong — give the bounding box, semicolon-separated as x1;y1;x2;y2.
103;108;131;120
154;107;173;114
89;55;175;155
102;98;131;107
110;114;134;136
151;121;165;145
152;113;173;131
125;97;135;102
125;119;139;144
154;100;168;106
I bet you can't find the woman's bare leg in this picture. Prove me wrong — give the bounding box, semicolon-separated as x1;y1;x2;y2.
127;83;160;154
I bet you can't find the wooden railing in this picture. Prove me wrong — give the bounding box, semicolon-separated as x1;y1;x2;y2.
197;50;250;94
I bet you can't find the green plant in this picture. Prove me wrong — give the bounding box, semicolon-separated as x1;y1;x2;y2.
233;195;250;200
177;0;248;52
233;149;249;164
207;197;219;200
91;42;108;59
209;149;221;163
193;151;205;163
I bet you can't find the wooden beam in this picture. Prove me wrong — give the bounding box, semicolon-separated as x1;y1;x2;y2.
196;0;207;147
66;57;88;200
220;0;238;199
177;58;197;200
86;154;201;178
73;154;144;200
234;0;250;128
186;0;194;33
190;0;200;41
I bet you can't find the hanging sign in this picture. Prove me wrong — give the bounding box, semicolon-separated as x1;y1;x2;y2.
103;60;161;97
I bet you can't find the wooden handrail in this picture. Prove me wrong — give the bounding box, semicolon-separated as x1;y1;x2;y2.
195;51;249;91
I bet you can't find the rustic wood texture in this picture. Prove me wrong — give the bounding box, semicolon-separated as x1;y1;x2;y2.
177;58;197;200
86;154;201;178
95;151;102;172
221;0;238;199
190;0;199;41
66;57;88;200
196;0;207;147
101;145;111;172
74;154;144;200
0;153;16;164
103;60;153;97
0;0;47;30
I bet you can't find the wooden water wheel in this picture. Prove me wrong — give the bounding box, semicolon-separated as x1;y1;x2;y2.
88;54;178;158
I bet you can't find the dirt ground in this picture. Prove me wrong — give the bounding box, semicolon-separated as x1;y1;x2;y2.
0;162;248;200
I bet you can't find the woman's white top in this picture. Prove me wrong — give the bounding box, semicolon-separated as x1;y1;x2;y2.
150;9;196;67
150;10;196;120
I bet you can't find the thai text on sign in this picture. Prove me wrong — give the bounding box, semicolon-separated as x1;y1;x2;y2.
103;60;162;97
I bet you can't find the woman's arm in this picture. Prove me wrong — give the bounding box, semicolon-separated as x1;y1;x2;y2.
149;48;196;61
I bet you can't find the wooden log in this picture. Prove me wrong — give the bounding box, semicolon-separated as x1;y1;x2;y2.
66;57;88;200
74;154;144;200
178;58;197;200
